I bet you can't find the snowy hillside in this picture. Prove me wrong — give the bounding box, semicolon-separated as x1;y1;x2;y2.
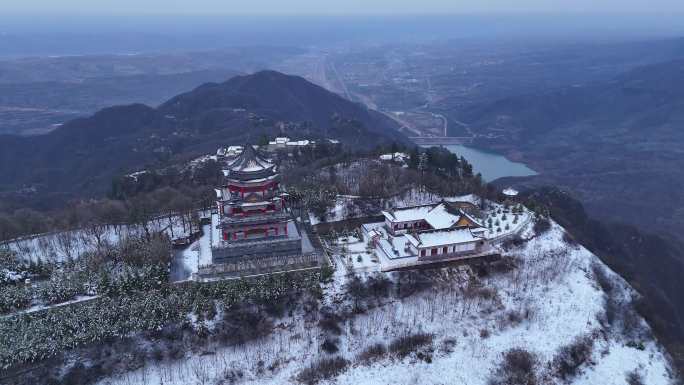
4;215;193;265
95;221;676;385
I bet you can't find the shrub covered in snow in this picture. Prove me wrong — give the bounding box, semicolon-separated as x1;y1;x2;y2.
626;369;645;385
549;334;595;380
39;274;83;304
215;304;275;345
356;343;387;364
321;338;339;354
318;311;343;336
96;262;169;297
296;357;349;385
488;348;538;385
0;285;32;314
0;249;54;286
346;273;392;305
592;262;614;294
387;333;433;359
533;217;551;235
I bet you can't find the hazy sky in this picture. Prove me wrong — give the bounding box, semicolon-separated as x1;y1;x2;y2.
5;0;684;14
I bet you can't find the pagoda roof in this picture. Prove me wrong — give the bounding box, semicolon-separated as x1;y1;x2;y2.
226;144;275;173
222;172;279;184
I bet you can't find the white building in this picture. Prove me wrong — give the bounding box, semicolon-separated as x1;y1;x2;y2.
217;146;244;158
366;201;490;264
268;137;290;146
379;152;409;162
404;228;486;259
503;187;519;197
381;202;483;235
268;137;315;148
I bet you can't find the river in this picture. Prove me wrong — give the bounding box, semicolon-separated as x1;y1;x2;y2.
440;144;537;182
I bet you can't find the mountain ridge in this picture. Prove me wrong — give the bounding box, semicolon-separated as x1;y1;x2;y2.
159;70;402;140
0;70;407;203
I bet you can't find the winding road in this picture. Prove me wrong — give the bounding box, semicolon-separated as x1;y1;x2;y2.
309;53;474;142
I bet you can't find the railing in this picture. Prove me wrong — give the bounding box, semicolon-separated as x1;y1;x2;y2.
418;244;492;261
196;253;321;280
214;234;300;249
487;214;533;243
219;212;291;226
380;248;500;272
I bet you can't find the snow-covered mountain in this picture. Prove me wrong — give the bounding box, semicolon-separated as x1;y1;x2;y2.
95;221;677;385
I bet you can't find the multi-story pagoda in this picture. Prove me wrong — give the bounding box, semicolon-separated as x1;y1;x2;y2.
211;145;302;264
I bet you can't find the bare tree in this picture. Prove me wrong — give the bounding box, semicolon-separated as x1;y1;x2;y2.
128;196;157;241
55;231;76;260
83;221;109;252
170;195;194;236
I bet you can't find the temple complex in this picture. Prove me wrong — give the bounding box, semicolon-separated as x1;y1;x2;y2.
363;201;492;269
211;145;302;264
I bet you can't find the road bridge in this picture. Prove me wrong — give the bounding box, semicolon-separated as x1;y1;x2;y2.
410;136;473;145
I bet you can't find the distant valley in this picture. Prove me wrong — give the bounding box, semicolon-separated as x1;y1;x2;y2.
293;37;684;242
0;47;304;136
452;59;684;240
0;70;244;135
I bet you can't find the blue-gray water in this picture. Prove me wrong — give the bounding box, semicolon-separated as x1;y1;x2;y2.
442;144;537;182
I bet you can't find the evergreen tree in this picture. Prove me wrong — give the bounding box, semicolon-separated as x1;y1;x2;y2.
417;152;428;173
257;134;270;146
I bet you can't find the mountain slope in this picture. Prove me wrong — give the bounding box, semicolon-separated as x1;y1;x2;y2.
159;70;404;145
0;71;406;202
522;187;684;373
451;59;684;239
0;104;173;195
89;218;676;385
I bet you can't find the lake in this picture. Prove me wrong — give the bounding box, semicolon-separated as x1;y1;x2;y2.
440;144;537;182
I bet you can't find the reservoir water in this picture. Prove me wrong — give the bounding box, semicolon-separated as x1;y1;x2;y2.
440;144;537;182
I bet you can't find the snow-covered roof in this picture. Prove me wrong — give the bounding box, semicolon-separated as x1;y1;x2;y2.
460;211;484;228
217;146;243;157
379;152;409;161
424;203;461;229
405;228;483;248
378;236;415;259
361;222;385;235
269;137;293;145
240;201;272;207
503;187;519;197
445;194;480;205
384;202;481;230
287;140;311;146
369;229;382;238
226;145;275;173
382;205;433;223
